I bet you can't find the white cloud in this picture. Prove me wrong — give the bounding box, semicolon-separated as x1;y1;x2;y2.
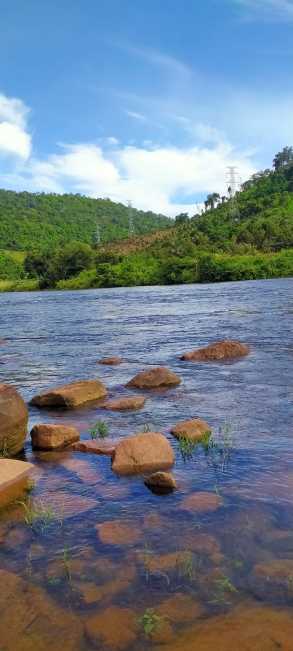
0;94;31;160
234;0;293;20
125;110;147;121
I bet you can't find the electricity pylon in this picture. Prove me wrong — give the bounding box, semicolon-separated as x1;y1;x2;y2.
128;200;135;236
226;166;240;220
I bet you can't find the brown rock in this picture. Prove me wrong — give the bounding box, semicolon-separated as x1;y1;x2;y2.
112;432;174;475
98;356;123;365
30;424;80;450
148;619;174;645
102;395;146;410
30;379;107;409
181;491;223;513
251;559;293;602
96;519;142;545
0;383;28;455
155;604;293;651
0;569;82;651
171;419;211;441
144;471;176;494
0;459;34;509
85;606;138;650
71;439;116;456
76;565;136;605
140;551;189;574
61;457;102;483
157;593;204;624
127;366;181;389
39;491;97;519
181;340;249;362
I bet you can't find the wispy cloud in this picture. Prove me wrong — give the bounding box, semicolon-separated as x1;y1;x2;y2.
125;110;147;122
234;0;293;21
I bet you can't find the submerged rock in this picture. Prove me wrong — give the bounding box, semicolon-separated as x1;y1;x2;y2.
0;383;28;455
181;340;249;362
30;423;80;450
0;569;82;651
102;395;146;410
181;491;223;513
127;366;181;389
96;519;142;545
112;432;174;475
0;459;33;509
30;379;107;409
70;439;116;456
250;559;293;603
144;471;176;494
85;606;138;650
171;418;211;441
98;356;123;365
157;593;204;624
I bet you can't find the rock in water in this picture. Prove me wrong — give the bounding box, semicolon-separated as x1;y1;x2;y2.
127;367;181;389
102;395;146;410
30;424;80;449
0;459;34;508
98;356;123;365
71;439;116;456
31;379;107;409
171;418;212;441
112;432;174;475
181;340;249;361
0;383;28;455
144;471;176;494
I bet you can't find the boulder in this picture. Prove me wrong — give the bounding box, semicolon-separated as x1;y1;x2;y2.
171;418;211;441
31;379;107;409
144;471;176;494
127;366;181;389
181;491;223;513
112;432;174;475
71;439;116;456
102;395;146;410
0;383;28;455
85;606;138;650
181;340;249;362
0;459;34;508
30;424;80;450
98;356;123;365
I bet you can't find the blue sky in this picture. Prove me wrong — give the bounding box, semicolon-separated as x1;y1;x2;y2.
0;0;293;215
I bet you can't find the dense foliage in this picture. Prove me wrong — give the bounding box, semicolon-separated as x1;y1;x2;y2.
1;147;293;291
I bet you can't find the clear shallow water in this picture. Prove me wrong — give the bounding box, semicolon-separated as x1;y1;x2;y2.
1;279;293;650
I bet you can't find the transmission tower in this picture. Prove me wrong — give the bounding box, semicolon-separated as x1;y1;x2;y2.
127;200;135;236
226;166;240;220
93;221;101;247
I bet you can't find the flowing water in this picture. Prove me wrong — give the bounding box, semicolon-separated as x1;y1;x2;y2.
1;278;293;650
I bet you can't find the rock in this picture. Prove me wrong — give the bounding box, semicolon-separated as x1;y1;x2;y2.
181;340;249;362
85;606;138;650
171;419;211;441
96;519;142;545
140;551;190;574
127;366;181;389
155;604;293;651
0;459;34;509
112;432;174;475
75;565;136;605
98;356;123;365
0;383;28;455
102;395;146;410
31;379;107;409
181;491;223;513
144;471;176;494
40;491;97;519
0;569;82;651
70;439;116;456
157;593;204;624
147;618;174;645
30;424;80;450
250;559;293;603
61;457;102;484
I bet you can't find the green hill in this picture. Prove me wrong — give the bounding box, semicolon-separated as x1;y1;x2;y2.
0;190;171;251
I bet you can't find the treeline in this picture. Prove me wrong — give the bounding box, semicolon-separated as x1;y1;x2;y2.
0;190;171;250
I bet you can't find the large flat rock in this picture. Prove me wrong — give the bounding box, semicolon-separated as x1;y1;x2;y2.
112;431;174;475
0;459;34;508
31;379;107;409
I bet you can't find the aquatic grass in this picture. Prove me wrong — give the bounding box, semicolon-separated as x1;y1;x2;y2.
0;438;9;458
177;550;202;582
62;544;72;583
18;498;63;533
25;479;35;494
139;609;165;638
178;437;197;462
209;574;238;606
89;420;109;439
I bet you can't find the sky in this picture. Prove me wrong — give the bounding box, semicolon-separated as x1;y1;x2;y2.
0;0;293;216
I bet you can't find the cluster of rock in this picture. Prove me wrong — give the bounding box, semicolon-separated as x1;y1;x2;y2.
0;339;249;506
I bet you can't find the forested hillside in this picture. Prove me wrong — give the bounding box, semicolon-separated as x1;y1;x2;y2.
0;190;171;250
1;147;293;291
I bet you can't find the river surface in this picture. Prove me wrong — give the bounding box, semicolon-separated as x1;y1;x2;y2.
1;278;293;650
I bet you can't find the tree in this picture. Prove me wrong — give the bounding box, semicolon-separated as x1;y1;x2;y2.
58;242;94;279
175;213;190;225
273;147;293;171
204;193;220;211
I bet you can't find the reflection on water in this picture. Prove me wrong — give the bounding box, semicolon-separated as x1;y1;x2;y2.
0;278;293;649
